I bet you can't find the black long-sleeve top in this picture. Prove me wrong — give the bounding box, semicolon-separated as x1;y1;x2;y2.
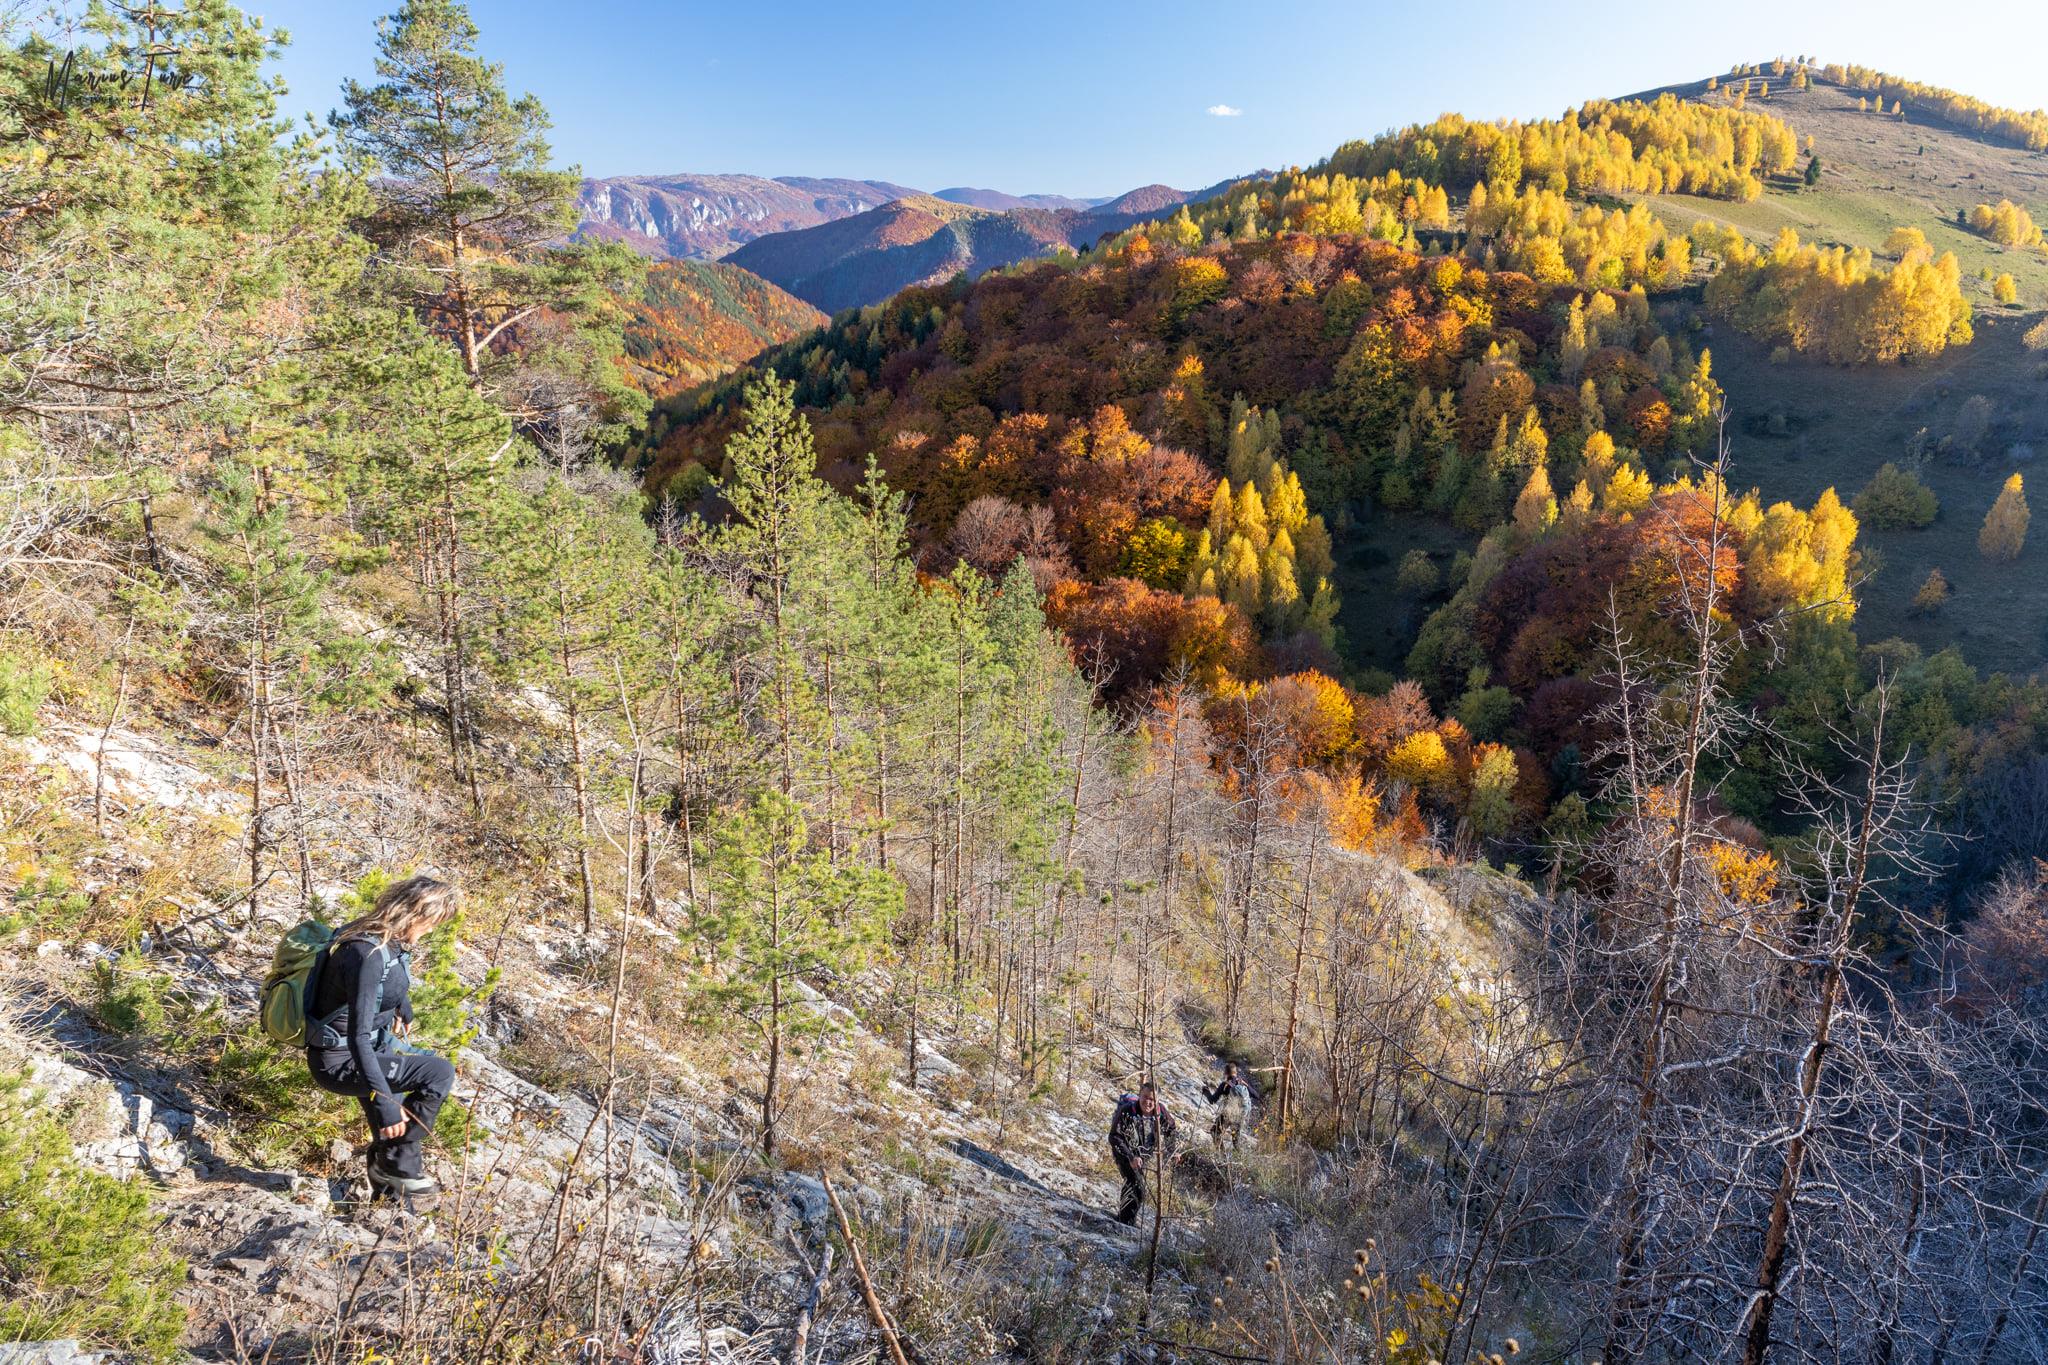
1109;1095;1177;1161
309;936;414;1130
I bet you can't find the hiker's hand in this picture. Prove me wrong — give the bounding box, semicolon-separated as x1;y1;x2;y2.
392;1017;411;1038
378;1121;407;1140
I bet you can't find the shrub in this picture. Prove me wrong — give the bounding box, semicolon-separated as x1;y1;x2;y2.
1954;395;1997;454
0;644;53;736
0;1073;189;1358
94;953;171;1038
2;871;94;935
2024;317;2048;351
86;948;359;1167
1853;462;1939;529
206;1030;355;1168
1993;273;2019;305
1394;548;1439;596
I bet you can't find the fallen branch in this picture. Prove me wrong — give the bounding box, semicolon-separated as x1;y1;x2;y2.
786;1236;834;1365
820;1172;912;1365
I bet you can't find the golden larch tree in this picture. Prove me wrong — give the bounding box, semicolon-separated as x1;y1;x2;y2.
1980;474;2030;561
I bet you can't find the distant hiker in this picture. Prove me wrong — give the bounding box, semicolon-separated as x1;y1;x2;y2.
1204;1063;1253;1155
302;876;461;1204
1108;1081;1178;1226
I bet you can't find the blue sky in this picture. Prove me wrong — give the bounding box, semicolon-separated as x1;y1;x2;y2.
253;0;2048;196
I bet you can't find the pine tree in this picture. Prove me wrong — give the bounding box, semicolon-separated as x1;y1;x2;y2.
201;459;393;921
720;378;837;799
333;0;645;444
1980;473;2030;561
699;792;899;1159
486;481;649;930
345;315;517;812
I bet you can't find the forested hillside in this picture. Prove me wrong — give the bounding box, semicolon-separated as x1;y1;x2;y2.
5;11;2048;1365
620;259;826;395
724;194;1084;313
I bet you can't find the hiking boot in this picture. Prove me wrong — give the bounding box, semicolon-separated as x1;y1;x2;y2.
367;1161;440;1206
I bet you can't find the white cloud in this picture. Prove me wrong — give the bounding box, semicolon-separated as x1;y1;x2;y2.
1206;104;1243;118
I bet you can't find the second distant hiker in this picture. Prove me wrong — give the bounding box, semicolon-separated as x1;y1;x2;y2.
1204;1063;1253;1156
303;876;462;1205
1108;1081;1178;1226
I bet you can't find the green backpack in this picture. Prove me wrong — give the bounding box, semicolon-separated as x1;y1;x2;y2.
259;920;336;1046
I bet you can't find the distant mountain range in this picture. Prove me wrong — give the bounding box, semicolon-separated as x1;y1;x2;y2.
719;195;1081;314
576;172;1255;295
931;187;1108;212
706;178;1252;312
577;175;921;261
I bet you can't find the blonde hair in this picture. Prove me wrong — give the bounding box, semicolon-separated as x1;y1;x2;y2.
335;874;460;948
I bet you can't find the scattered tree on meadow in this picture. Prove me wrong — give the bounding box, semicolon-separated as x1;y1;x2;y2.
1912;566;1951;613
1980;473;2031;560
1853;461;1938;529
1968;199;2044;248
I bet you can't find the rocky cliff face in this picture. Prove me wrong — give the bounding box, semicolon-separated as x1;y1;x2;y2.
575;175;921;260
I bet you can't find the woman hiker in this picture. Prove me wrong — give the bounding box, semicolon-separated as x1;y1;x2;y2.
305;875;460;1203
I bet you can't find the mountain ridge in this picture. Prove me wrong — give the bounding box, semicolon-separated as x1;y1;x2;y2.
575;173;921;260
716;175;1260;311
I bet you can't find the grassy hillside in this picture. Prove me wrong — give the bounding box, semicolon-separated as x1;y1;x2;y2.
1614;72;2048;671
1632;73;2048;311
620;259;827;396
1675;315;2047;671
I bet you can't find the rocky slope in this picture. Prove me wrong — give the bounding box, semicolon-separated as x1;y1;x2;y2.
2;687;1503;1362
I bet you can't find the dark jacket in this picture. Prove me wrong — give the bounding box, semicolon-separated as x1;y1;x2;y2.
308;936;416;1130
1205;1076;1252;1118
1109;1094;1178;1161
